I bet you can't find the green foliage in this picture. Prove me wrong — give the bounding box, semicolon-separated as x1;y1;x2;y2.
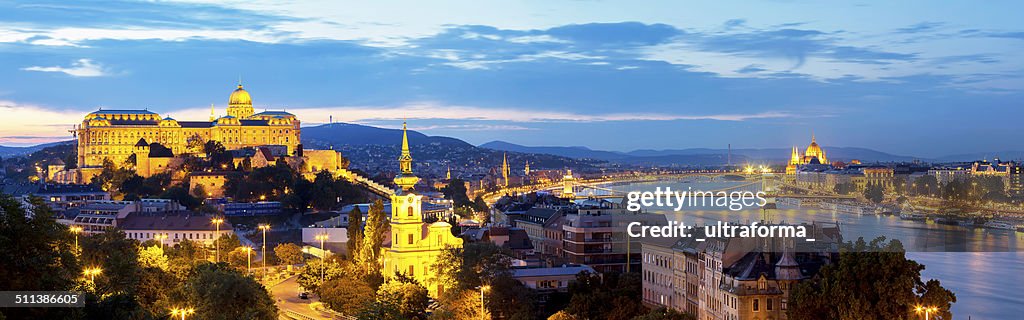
564;271;646;320
428;289;488;320
159;185;201;210
864;182;885;203
297;258;348;293
320;275;376;316
788;236;956;320
359;199;388;274
375;279;431;319
283;177;315;213
441;178;472;207
178;263;278;320
274;243;304;266
833;182;856;195
138;245;169;271
632;307;695;320
912;175;939;196
0;195;82;319
430;242;513;294
347;206;363;261
486;273;537;319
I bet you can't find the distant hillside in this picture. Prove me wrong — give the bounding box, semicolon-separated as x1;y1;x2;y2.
479;141;630;161
0;141;74;158
934;151;1024;163
301;123;605;178
303;123;473;148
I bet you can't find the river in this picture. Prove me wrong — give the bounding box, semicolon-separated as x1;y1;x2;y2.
602;178;1024;319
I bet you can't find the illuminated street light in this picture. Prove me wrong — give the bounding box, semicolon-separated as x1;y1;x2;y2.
258;224;270;274
170;307;195;320
915;305;939;320
83;267;102;283
211;218;224;262
69;226;83;255
315;233;329;282
155;233;168;249
480;285;490;319
241;246;253;273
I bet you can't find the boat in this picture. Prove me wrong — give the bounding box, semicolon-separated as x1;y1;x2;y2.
900;213;927;221
982;220;1016;231
933;217;960;226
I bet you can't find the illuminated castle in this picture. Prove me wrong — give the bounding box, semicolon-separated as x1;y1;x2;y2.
786;134;829;174
76;83;301;172
383;122;463;297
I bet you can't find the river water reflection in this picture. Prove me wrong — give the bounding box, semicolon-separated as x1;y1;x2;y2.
606;179;1024;319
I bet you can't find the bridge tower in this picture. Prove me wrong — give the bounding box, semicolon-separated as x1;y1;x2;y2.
562;169;576;200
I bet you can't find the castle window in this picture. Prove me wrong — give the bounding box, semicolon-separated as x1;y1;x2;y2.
407;233;413;245
408;265;414;277
753;299;759;312
407;206;414;217
767;298;773;311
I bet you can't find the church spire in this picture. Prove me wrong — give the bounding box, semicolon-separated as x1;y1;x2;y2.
446;165;451;180
502;153;510;187
394;121;419;191
209;103;215;121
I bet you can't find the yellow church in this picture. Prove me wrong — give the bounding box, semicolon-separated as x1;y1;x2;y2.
786;134;829;174
76;83;301;172
383;122;463;297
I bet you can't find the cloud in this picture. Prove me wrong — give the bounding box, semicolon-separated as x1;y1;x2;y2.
173;102;795;123
0;101;83;145
21;59;110;77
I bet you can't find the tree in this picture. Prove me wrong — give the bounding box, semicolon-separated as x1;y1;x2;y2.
833;182;856;195
274;243;305;266
159;185;202;210
319;275;376;316
359;199;388;274
485;273;537;319
564;271;646;320
632;307;695;320
0;195;81;319
311;170;340;211
428;289;489;320
283;178;315;213
440;179;472;207
913;175;939;196
376;279;431;319
227;247;253;270
138;245;169;271
297;258;349;293
178;263;278;320
864;182;885;203
347;206;363;261
788;236;956;320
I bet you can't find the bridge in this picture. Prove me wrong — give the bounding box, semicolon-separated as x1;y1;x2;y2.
485;171;858;203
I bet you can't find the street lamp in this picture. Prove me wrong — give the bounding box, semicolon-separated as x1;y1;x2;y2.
315;233;329;283
170;307;195;320
479;285;490;319
258;224;270;274
211;218;224;262
241;246;253;274
69;226;83;254
83;267;102;283
915;305;939;320
155;233;168;249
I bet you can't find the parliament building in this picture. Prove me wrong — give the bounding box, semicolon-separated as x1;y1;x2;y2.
76;83;301;170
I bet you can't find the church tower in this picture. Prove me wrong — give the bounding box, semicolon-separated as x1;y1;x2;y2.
384;121;463;298
524;160;531;176
502;153;510;187
394;122;420;190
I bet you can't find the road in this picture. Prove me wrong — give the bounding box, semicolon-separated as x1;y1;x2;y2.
270;275;334;320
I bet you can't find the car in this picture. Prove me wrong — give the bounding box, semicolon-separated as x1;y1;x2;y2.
299;292;309;299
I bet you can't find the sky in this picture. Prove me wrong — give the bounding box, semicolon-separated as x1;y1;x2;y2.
0;1;1022;158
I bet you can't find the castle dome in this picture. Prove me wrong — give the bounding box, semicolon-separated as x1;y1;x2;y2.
229;84;252;106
